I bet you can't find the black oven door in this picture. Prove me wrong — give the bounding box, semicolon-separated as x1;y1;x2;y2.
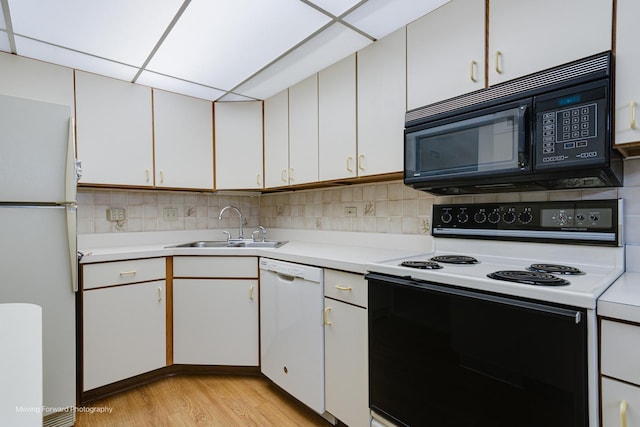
367;273;587;427
404;100;531;191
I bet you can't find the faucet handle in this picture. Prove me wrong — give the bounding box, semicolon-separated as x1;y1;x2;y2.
252;226;267;242
222;230;231;241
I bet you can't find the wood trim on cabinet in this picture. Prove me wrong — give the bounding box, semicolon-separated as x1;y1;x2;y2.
166;257;173;366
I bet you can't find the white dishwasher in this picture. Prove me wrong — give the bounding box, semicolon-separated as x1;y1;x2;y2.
259;258;325;415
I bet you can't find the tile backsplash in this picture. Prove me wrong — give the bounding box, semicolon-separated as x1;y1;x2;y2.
78;157;640;246
77;190;260;235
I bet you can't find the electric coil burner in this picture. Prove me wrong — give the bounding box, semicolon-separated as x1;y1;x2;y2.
430;255;479;264
399;260;442;270
487;270;571;286
528;263;585;275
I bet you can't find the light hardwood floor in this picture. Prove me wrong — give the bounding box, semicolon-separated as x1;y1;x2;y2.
75;374;334;426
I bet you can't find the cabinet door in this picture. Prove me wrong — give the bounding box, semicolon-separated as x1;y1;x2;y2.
83;280;166;390
614;0;640;147
153;89;213;189
407;0;484;109
173;279;259;366
289;74;319;185
75;71;154;186
215;101;264;190
319;54;357;181
324;298;369;427
357;28;406;176
264;89;290;188
488;0;612;85
601;378;640;427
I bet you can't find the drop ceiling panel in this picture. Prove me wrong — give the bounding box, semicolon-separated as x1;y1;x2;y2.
146;0;331;91
137;70;226;101
344;0;450;39
307;0;364;16
15;36;139;81
8;0;183;66
234;22;371;100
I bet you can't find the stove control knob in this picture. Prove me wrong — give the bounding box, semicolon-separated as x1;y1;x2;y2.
503;210;516;224
488;210;501;224
474;211;487;224
441;212;453;224
457;211;469;223
519;210;533;224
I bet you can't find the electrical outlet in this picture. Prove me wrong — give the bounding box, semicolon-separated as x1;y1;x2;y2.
163;207;179;222
106;208;125;222
344;206;357;217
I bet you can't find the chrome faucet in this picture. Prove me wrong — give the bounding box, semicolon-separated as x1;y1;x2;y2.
218;205;244;240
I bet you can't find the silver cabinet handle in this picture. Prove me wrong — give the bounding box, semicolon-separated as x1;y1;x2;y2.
249;285;255;300
631;102;636;130
281;169;287;182
157;287;162;302
119;270;137;276
335;285;352;291
346;156;353;172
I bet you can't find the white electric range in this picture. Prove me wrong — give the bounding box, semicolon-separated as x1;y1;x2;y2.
366;199;624;427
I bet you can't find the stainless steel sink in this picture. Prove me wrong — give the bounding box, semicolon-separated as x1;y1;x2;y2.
167;240;288;248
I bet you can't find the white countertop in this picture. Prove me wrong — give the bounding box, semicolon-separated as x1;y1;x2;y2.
79;229;432;274
597;244;640;323
598;272;640;323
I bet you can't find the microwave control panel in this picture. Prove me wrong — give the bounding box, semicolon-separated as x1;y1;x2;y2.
534;81;609;169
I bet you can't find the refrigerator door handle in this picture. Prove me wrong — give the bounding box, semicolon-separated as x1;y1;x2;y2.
65;117;78;203
66;207;78;292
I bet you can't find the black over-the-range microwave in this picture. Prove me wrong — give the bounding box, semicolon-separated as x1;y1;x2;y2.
404;51;623;195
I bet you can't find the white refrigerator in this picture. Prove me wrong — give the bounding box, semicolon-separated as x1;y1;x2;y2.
0;94;79;427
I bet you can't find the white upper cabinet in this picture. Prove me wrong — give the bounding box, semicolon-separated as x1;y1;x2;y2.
488;0;612;85
357;27;406;176
319;54;357;181
153;90;213;190
407;0;484;110
289;74;319;185
0;52;74;107
75;71;154;187
264;90;290;188
214;101;264;190
613;0;640;149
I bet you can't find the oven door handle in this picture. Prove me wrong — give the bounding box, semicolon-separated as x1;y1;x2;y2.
366;273;584;324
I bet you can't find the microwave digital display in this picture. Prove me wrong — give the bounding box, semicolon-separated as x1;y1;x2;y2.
557;94;582;106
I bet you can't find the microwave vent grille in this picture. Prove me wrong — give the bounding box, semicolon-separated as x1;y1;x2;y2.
406;52;610;125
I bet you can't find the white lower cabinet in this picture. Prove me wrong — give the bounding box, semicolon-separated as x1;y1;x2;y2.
601;377;640;427
600;318;640;426
324;269;369;427
83;280;166;391
173;279;258;365
172;256;259;366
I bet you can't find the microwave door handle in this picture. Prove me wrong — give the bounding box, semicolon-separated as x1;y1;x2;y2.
517;104;530;170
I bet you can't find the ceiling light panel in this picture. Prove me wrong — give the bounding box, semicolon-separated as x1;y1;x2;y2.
0;33;9;53
306;0;365;16
137;70;226;101
15;36;140;81
234;22;371;100
7;0;183;66
146;0;331;91
343;0;450;39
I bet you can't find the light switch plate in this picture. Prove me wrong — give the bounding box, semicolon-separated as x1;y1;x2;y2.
163;207;179;222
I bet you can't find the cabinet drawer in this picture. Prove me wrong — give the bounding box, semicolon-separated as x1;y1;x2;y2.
173;256;258;278
324;269;367;308
83;258;165;290
601;319;640;385
601;377;640;427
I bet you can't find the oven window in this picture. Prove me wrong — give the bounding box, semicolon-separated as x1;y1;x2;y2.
406;106;523;179
368;275;588;427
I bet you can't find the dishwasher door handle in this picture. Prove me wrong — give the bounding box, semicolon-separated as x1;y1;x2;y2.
275;272;296;282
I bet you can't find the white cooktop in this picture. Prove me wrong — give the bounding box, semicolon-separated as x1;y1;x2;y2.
367;238;624;309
